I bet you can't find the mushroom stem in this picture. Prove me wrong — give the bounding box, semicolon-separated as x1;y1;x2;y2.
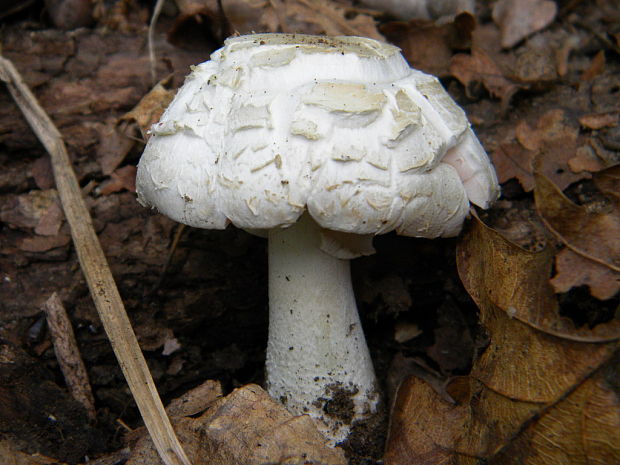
266;213;379;444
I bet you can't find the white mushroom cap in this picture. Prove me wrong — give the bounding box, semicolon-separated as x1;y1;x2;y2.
136;34;501;445
136;33;499;238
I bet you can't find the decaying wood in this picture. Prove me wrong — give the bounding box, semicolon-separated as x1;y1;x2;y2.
43;292;97;421
0;55;191;465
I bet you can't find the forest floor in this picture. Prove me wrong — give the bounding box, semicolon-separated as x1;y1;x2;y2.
0;1;618;464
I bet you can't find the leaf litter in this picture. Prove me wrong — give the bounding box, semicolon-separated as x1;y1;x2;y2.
384;214;619;464
0;0;619;464
535;171;620;300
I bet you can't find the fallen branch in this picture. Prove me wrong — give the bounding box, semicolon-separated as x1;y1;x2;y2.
0;55;191;465
44;292;97;421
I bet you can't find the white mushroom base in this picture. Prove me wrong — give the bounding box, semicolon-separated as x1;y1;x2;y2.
266;214;380;445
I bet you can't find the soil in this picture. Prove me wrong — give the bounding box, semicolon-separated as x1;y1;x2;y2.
0;1;618;464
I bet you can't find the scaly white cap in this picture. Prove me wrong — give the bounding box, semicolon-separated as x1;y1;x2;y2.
136;33;499;239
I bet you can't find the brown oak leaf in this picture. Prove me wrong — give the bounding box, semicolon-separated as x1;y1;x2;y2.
450;46;522;107
534;172;620;273
382;12;475;77
492;109;590;191
492;0;557;49
550;248;620;300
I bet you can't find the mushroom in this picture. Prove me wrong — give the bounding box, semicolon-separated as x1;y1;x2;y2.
136;33;499;444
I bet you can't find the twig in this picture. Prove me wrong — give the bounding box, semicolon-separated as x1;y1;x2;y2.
44;292;97;421
0;0;35;20
148;0;167;85
0;55;192;465
154;223;187;291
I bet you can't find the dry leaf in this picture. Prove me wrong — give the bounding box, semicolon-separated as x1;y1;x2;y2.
45;0;94;30
220;0;279;35
31;156;55;190
550;248;620;300
384;214;619;464
385;354;620;465
491;109;589;191
0;189;60;230
167;0;224;50
393;321;422;343
96;122;136;175
491;357;620;465
492;0;557;48
134;323;175;352
128;384;347;465
555;35;578;77
581;50;606;81
385;374;543;464
457;214;620;342
578;112;619;130
165;380;222;417
289;0;384;39
513;44;557;85
358;0;475;21
34;200;63;236
381;12;475;77
221;0;383;40
491;141;537;190
19;234;71;252
594;166;620;203
568;145;608;174
97;165;137;195
174;0;217;19
534;172;620;272
524;109;576;148
515;119;543;151
468;297;616;403
0;440;62;465
385;353;452;408
122;83;175;139
450;47;521;107
486;199;548;251
162;337;181;356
